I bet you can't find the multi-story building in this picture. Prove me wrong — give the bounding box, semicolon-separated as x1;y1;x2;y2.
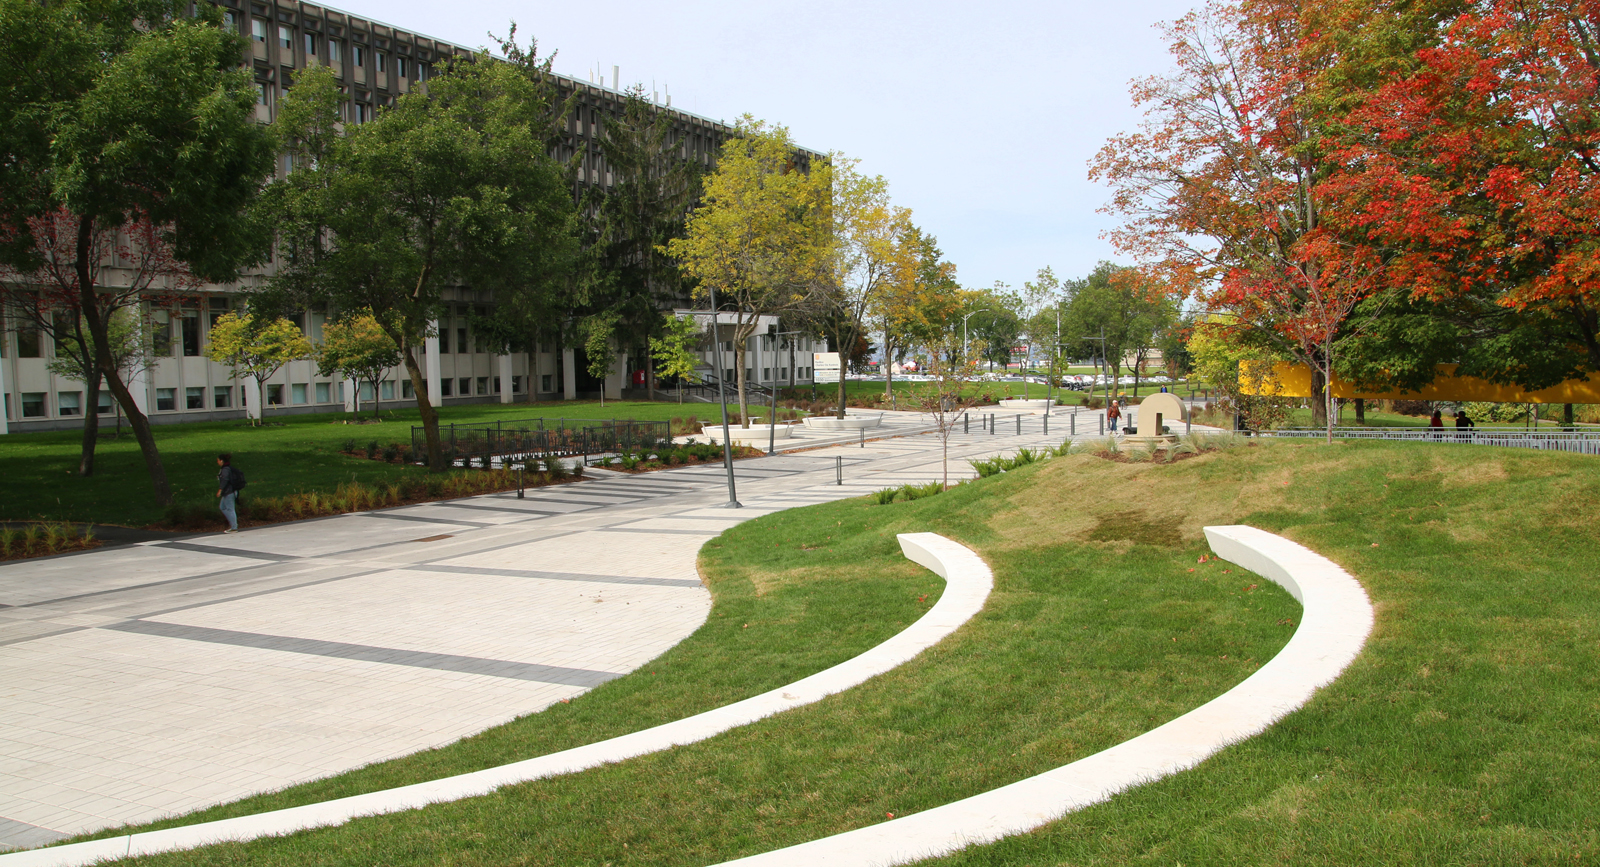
0;0;818;433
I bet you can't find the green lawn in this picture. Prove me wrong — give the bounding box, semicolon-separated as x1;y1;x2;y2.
36;438;1600;865
0;400;719;526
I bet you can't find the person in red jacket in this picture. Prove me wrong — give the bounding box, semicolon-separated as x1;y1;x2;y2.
1108;400;1122;434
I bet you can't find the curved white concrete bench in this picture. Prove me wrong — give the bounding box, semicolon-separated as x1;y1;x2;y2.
702;424;795;443
0;533;991;867
802;414;883;431
710;524;1374;866
997;398;1054;410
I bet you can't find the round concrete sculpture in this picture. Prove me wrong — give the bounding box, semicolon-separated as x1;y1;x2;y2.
997;398;1054;410
701;424;793;444
1124;392;1185;446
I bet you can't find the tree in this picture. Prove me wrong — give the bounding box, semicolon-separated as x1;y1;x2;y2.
316;312;402;419
805;157;908;417
0;0;275;500
908;331;985;489
1188;313;1294;431
44;306;156;439
581;310;619;407
572;85;704;391
256;51;577;470
668;116;827;427
205;311;313;424
649;312;702;403
1322;0;1600;393
1059;263;1176;405
1091;1;1383;430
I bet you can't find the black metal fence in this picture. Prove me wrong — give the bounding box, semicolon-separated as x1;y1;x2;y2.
411;418;672;467
1268;427;1600;455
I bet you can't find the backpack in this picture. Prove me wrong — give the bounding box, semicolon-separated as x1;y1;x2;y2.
231;466;247;490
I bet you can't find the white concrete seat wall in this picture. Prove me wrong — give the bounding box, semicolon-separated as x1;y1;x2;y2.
708;524;1374;866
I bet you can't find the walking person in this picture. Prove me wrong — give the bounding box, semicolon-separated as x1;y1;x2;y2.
1108;399;1122;434
216;453;244;534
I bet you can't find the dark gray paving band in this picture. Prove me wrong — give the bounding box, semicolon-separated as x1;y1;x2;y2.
155;541;299;562
403;564;702;588
358;511;492;529
0;815;68;852
0;625;90;648
426;501;566;516
103;620;620;686
597;526;723;535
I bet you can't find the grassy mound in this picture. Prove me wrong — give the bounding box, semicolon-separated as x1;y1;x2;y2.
68;441;1301;865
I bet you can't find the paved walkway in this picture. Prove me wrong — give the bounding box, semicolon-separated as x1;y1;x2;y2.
0;409;1098;852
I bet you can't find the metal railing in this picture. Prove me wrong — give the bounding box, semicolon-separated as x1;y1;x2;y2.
412;417;672;466
1267;426;1600;455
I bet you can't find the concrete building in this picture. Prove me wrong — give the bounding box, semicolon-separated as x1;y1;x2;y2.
0;0;816;433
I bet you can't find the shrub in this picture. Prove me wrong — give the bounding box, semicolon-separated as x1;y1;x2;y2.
970;457;1005;478
366;440;380;457
870;488;899;505
899;481;945;501
381;446;398;462
544;457;568;479
341;439;358;454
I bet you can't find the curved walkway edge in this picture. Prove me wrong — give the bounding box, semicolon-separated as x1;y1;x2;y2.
710;524;1375;867
0;533;992;867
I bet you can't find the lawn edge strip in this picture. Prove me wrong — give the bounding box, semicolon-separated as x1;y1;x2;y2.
709;524;1374;867
0;532;992;867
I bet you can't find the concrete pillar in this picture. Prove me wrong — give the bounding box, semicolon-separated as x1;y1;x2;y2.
607;349;625;401
562;346;576;400
498;353;513;404
424;322;441;404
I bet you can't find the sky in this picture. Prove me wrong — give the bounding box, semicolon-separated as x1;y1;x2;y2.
335;0;1199;294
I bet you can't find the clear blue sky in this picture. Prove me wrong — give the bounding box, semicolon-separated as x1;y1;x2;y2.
340;0;1197;294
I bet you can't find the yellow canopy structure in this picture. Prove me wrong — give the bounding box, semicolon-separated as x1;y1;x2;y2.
1239;361;1600;404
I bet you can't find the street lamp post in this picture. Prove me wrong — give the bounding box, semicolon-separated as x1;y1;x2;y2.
706;285;740;508
961;310;985;364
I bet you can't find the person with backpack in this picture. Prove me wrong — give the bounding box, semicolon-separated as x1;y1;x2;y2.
216;453;245;533
1107;399;1122;434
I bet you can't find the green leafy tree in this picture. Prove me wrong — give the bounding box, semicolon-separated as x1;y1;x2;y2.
44;307;156;438
316;311;402;419
205;311;313;425
0;0;275;500
581;311;619;407
1059;263;1174;401
668;116;827;427
256;50;577;470
649;313;703;404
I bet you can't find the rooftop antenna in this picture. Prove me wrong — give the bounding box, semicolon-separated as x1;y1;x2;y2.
665;83;671;107
612;65;619;90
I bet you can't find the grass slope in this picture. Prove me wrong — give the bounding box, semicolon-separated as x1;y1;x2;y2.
68;446;1300;866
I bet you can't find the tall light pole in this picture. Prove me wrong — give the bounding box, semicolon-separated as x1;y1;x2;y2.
706;285;739;508
961;310;985;362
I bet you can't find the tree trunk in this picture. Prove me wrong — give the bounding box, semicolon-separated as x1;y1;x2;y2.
734;329;749;428
77;216;171;505
883;327;894;411
399;341;444;471
1310;368;1328;429
1564;402;1575;428
79;370;101;476
1355;398;1366;425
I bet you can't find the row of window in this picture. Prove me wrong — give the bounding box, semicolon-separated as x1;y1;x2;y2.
239;15;428;81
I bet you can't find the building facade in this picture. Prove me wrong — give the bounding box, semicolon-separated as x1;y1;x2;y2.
0;0;817;433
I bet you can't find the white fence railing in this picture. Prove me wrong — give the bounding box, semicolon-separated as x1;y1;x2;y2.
1267;427;1600;455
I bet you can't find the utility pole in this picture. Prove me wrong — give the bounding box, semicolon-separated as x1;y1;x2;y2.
706;285;739;508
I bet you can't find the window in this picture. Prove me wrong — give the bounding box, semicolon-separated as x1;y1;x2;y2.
156;388;176;411
401;380;413;398
315;382;330;403
16;325;40;358
58;392;82;416
181;314;200;356
378;380;393;400
354;103;369;123
208;296;230;327
214;386;232;408
278;25;292;50
255;82;268;105
353;45;364;67
458;377;470;395
97;392;113;414
241;385;249;406
252;19;267;41
725;368;735;381
440;378;452;397
304;32;316;56
151;312;173;356
21;393;45;418
337;381;345;402
762;368;770;381
186;387;205;409
493;376;501;394
359;381;373;402
266;384;284;405
395;56;407;78
541;374;552;392
223;11;236;30
328;40;341;62
456;327;467;353
437;326;448;354
291;383;308;405
511;376;522;393
416;63;426;82
476;376;487;396
375;52;386;73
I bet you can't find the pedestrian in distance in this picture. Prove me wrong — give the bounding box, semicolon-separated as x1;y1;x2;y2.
1429;409;1445;440
1455;409;1475;442
1108;400;1122;434
216;453;245;533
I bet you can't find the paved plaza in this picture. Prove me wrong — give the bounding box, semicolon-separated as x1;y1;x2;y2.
0;408;1108;852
